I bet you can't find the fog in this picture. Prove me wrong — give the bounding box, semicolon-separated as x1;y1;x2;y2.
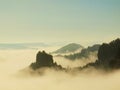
0;49;120;90
54;52;97;68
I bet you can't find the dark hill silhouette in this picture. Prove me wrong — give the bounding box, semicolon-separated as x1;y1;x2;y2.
83;38;120;70
29;38;120;72
52;43;83;54
30;51;63;70
65;44;100;60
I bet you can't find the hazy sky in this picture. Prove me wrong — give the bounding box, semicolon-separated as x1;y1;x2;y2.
0;0;120;46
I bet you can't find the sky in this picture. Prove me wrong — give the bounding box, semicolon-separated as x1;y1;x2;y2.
0;0;120;46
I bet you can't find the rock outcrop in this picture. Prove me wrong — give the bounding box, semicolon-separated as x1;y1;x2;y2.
98;38;120;69
30;51;63;70
83;38;120;70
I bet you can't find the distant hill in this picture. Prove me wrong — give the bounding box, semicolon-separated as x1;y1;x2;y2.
52;43;83;54
65;44;101;60
0;43;48;50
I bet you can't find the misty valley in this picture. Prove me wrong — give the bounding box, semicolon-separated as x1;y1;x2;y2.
0;0;120;89
0;38;120;90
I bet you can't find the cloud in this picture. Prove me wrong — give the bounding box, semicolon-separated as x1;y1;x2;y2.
0;49;120;90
